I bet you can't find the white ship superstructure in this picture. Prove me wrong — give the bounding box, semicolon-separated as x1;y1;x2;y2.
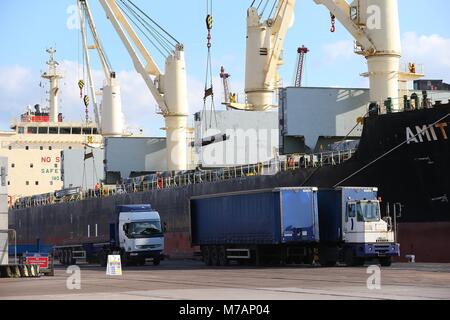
0;49;103;203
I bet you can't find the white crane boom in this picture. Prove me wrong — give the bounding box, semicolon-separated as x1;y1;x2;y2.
98;0;189;171
243;0;295;111
78;0;101;128
79;0;124;137
313;0;375;52
314;0;403;111
263;0;296;86
98;0;168;114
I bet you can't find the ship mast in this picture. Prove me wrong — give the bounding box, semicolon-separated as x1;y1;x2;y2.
41;48;64;122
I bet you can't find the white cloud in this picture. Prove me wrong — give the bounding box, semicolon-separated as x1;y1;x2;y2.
321;40;355;63
0;59;245;136
401;32;450;79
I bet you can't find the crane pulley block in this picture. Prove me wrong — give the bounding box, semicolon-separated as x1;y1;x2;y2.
83;95;90;107
206;14;213;30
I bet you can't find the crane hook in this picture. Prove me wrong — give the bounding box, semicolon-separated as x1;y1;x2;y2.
330;14;336;33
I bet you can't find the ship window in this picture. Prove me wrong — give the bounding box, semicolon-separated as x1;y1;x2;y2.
30;164;34;168
83;128;92;135
93;128;98;135
35;181;39;186
11;164;15;168
69;146;72;150
8;181;10;186
60;128;71;134
27;127;38;134
50;181;53;186
40;146;43;150
38;127;48;134
25;146;29;151
49;146;53;151
49;127;58;134
8;146;12;150
26;181;29;186
72;127;81;134
18;127;25;134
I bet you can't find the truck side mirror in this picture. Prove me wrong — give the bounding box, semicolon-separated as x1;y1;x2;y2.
123;223;129;235
163;222;168;233
395;203;403;218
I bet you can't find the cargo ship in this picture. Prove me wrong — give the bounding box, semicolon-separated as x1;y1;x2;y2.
5;0;450;263
8;96;450;262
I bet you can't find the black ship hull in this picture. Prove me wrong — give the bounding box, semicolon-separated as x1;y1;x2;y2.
9;103;450;262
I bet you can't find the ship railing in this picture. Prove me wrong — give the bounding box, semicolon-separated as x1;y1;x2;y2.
12;149;357;209
371;91;450;115
136;149;356;192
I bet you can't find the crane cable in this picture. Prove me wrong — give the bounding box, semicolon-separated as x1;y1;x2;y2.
203;0;217;130
117;0;179;59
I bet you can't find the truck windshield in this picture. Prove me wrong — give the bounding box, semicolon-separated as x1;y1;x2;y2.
128;221;162;238
356;202;381;222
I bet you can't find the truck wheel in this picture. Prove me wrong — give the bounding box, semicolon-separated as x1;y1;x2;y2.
62;250;68;266
380;257;392;267
345;249;360;267
99;251;108;268
69;250;76;265
319;256;336;267
218;246;228;266
210;246;219;266
353;258;365;267
138;259;146;266
202;247;212;266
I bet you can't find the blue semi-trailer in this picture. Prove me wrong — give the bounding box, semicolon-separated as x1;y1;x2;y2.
190;187;400;267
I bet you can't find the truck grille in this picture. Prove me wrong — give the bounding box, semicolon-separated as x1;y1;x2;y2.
374;245;391;254
136;245;160;250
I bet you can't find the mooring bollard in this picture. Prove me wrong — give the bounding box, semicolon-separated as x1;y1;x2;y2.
12;265;21;278
19;265;29;278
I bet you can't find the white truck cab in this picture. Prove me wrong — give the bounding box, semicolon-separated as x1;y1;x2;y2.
117;205;164;266
344;200;395;244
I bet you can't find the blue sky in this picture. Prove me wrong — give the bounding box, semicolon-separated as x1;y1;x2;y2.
1;0;450;136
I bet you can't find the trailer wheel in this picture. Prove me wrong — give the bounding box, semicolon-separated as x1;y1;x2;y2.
202;247;212;266
99;250;108;268
62;250;68;266
344;249;361;267
68;250;76;266
380;257;392;267
218;246;228;266
210;246;219;266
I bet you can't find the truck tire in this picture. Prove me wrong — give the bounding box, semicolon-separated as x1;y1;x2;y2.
218;246;228;266
380;257;392;267
137;259;146;266
319;256;337;267
210;246;219;266
202;247;212;266
345;249;364;267
62;250;68;266
68;250;76;265
99;250;108;268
